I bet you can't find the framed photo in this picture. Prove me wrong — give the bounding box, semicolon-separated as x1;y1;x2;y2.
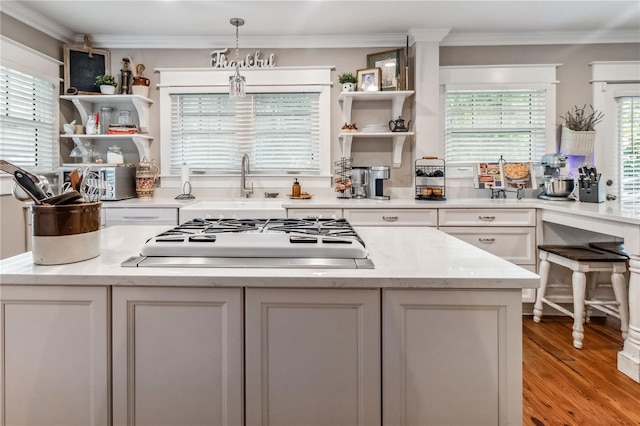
366;48;405;91
63;45;111;94
356;68;381;92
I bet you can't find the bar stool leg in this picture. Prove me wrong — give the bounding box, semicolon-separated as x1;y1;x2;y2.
611;269;629;339
585;271;599;323
572;270;587;349
533;256;550;323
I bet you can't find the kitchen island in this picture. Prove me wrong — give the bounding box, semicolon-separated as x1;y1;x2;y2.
0;225;537;426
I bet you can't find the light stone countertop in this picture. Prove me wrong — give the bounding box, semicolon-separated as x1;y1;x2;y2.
103;194;640;226
0;225;539;289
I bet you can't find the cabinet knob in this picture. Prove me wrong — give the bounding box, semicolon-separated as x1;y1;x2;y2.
478;216;496;221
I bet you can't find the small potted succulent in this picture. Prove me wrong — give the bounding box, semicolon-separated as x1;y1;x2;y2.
96;74;118;94
559;105;604;155
338;72;357;92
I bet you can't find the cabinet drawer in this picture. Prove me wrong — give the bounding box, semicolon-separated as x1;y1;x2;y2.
344;209;437;226
104;207;178;226
440;226;536;264
439;209;535;227
287;208;343;219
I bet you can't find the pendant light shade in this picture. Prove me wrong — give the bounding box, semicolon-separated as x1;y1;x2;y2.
229;18;246;99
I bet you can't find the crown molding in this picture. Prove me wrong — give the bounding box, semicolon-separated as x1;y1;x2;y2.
1;1;75;43
442;30;640;46
75;33;410;49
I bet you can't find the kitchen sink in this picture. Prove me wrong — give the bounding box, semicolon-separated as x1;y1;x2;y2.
179;199;286;222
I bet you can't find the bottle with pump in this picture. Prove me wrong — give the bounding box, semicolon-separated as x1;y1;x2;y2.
292;178;301;197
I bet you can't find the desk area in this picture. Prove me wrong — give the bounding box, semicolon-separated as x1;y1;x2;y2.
539;201;640;382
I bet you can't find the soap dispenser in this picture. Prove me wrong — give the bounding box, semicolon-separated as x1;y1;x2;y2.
292;178;301;197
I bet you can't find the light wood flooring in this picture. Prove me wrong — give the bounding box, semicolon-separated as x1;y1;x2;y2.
523;315;640;425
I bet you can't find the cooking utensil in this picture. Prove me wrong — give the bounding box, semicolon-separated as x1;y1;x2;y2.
0;159;39;182
13;171;47;203
42;191;84;205
69;169;81;191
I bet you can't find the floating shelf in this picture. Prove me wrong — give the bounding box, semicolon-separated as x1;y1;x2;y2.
337;91;414;168
61;94;153;133
60;134;154;161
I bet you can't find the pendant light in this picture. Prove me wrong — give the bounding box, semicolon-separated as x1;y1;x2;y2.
229;18;246;99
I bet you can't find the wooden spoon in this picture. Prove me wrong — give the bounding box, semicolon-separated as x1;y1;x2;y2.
69;169;81;191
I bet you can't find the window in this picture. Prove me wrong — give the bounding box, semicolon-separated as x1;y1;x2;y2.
170;92;320;174
617;96;640;204
439;65;558;171
158;67;333;188
0;65;56;170
444;89;547;164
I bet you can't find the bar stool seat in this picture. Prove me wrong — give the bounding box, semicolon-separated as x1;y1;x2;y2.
589;241;628;258
533;245;629;349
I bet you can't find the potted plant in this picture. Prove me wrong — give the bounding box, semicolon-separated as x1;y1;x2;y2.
96;74;118;95
338;72;357;92
559;105;604;155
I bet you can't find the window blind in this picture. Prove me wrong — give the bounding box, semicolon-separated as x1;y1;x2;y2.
617;96;640;204
0;66;56;169
170;92;320;174
445;89;547;164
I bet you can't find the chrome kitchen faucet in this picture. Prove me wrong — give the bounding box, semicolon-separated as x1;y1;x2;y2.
240;153;254;198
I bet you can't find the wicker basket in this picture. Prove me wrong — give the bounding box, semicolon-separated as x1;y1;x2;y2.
560;126;595;155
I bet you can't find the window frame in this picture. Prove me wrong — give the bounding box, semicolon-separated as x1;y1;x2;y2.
439;64;558;179
158;67;333;189
0;36;61;195
591;61;640;203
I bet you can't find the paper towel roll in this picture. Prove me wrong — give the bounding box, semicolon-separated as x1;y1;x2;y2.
181;165;189;192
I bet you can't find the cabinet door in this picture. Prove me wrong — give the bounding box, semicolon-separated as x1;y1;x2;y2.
440;226;536;264
383;289;523;426
1;286;109;426
245;288;380;426
112;287;243;426
343;208;437;226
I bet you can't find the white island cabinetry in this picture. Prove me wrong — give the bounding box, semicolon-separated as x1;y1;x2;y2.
0;286;108;425
245;288;381;425
383;288;523;425
111;286;243;426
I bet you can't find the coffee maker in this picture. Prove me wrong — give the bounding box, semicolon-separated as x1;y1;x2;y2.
368;166;390;200
350;167;368;199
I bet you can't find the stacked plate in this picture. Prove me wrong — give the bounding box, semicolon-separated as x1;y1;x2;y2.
360;123;389;133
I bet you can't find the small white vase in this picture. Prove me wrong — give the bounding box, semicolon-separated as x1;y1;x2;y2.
100;85;116;95
342;83;355;92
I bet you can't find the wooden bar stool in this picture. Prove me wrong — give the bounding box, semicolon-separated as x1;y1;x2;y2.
533;245;629;349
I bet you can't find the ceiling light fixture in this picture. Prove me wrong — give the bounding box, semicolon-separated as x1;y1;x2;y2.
229;18;246;99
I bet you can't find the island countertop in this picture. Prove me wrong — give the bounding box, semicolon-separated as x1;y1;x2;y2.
0;225;539;289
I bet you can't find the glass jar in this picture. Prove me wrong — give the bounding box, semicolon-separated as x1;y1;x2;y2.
118;110;132;126
99;106;113;134
86;114;97;135
106;145;124;164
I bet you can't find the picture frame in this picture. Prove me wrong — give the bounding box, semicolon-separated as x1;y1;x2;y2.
366;48;405;91
356;67;382;92
63;45;111;94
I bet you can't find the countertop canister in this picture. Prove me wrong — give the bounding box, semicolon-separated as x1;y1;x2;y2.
31;202;102;265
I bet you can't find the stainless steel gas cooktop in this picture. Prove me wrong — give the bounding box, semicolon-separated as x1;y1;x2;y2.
122;218;374;269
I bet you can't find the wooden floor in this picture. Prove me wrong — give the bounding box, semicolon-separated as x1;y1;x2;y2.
523;315;640;425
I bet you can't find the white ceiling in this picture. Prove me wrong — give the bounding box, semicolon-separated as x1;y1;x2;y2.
2;0;640;48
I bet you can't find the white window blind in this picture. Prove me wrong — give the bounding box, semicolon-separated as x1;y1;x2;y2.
445;89;547;164
0;65;56;169
170;92;320;175
617;96;640;204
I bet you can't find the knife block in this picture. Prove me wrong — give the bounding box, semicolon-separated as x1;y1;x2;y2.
578;178;605;203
